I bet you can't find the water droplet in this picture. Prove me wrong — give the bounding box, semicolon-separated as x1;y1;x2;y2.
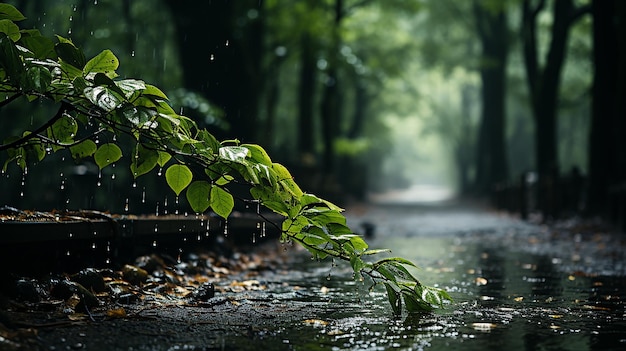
155;202;160;216
68;232;73;238
66;250;71;256
157;167;163;176
261;222;266;238
124;198;129;212
152;240;157;247
131;50;135;57
164;196;168;215
252;232;256;244
141;187;146;203
225;39;229;46
97;170;102;187
92;242;97;249
154;224;158;233
210;54;215;61
223;220;228;237
132;181;137;188
111;173;116;180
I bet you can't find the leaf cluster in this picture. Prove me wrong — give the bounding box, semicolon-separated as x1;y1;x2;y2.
0;4;451;314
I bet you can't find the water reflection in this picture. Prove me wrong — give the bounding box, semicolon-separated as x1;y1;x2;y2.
265;203;626;350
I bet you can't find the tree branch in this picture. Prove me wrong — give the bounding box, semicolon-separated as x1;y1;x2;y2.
0;101;72;152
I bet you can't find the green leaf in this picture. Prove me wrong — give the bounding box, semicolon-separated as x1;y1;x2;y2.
18;33;55;59
157;151;171;167
186;180;211;213
0;33;24;84
362;248;392;256
210;185;234;219
94;143;122;169
23;65;51;92
142;84;169;99
69;140;97;160
384;283;402;315
165;164;192;196
48;113;77;145
242;144;272;166
84;86;123;112
219;146;249;163
130;143;159;178
55;42;86;70
0;4;26;21
0;19;21;41
83;49;118;75
116;78;145;99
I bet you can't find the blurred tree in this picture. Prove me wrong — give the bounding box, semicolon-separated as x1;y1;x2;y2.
587;0;626;215
164;0;264;143
521;0;590;179
473;0;510;194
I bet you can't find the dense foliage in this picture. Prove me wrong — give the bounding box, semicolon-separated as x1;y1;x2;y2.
0;4;450;313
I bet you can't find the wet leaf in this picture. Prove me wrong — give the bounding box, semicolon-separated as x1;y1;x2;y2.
83;49;118;75
186;180;211;213
0;4;26;21
165;164;192;196
130;143;158;178
0;19;21;41
210;185;233;219
69;140;97;159
94;143;122;169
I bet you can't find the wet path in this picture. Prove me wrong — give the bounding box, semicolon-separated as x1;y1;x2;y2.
336;199;626;350
24;199;626;350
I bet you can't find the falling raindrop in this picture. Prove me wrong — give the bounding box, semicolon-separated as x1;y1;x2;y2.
223;219;228;237
152;240;157;247
141;187;146;203
124;198;129;212
92;242;97;249
164;196;168;215
210;54;215;61
155;202;160;216
131;50;135;57
252;232;256;244
97;169;102;187
205;218;210;237
154;224;158;233
157;167;163;176
225;39;229;46
261;222;266;238
132;180;137;188
68;232;73;238
66;250;71;256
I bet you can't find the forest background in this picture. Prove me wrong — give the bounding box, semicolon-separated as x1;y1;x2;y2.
1;0;623;221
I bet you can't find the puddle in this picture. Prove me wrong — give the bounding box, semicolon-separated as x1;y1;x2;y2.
259;203;626;350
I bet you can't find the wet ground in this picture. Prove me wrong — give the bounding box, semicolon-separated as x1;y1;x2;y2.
2;197;626;350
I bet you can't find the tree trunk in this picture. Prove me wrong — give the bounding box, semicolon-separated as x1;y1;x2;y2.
298;32;317;160
473;1;509;194
164;1;264;142
587;0;626;214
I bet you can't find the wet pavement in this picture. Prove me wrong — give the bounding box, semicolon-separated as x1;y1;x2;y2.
2;197;626;350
